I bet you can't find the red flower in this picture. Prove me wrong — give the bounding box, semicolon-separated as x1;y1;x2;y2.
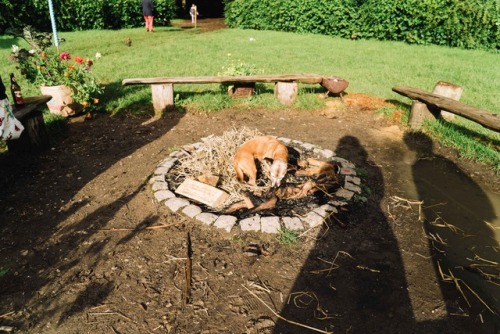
74;56;84;64
59;52;71;61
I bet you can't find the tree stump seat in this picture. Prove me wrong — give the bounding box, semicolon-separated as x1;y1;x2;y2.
7;95;51;153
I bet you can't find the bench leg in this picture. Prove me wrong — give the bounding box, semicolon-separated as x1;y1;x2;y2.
274;82;298;106
151;84;174;117
408;81;464;129
408;101;436;130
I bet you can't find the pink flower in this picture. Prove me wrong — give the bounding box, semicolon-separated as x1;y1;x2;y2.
74;56;84;64
59;52;71;61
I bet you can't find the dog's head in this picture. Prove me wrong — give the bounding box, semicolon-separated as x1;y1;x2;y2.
270;160;287;187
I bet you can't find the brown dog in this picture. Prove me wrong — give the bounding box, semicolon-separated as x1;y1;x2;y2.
234;136;288;187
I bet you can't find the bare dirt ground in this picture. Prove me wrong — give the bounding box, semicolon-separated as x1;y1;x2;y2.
1;20;499;334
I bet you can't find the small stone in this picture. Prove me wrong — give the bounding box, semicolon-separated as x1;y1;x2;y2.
195;212;218;226
340;161;356;168
182;205;202;218
321;149;334;159
20;249;29;256
169;151;185;158
300;211;324;228
277;137;291;144
164;197;190;212
149;175;164;184
314;204;337;217
152;181;169;191
214;215;237;232
332;157;348;164
159;157;177;169
282;217;304;231
154;190;176;202
329;200;348;206
336;188;355;200
344;181;362;194
240;215;261;232
301;142;315;151
345;175;361;185
154;166;171;175
340;167;356;176
261;216;281;234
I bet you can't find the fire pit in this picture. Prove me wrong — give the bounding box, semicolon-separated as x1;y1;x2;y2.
150;128;363;234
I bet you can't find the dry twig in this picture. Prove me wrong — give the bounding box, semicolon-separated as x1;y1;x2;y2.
242;285;333;334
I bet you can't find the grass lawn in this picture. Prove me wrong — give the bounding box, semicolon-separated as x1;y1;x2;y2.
0;25;498;167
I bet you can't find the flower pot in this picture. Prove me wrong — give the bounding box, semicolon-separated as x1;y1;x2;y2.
40;85;83;117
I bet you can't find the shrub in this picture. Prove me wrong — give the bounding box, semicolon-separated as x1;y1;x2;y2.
0;0;177;33
225;0;498;50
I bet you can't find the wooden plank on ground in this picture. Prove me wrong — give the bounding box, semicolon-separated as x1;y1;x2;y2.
123;74;324;86
393;86;500;132
175;178;229;209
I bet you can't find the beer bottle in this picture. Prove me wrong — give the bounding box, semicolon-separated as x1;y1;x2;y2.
9;73;25;108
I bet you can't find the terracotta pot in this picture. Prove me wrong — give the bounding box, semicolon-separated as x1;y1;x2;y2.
40;85;82;117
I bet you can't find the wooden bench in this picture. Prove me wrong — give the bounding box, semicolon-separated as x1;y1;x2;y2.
122;74;348;116
393;84;499;132
7;95;51;153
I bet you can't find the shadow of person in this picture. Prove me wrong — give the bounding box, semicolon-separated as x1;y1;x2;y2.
403;132;500;329
273;135;416;334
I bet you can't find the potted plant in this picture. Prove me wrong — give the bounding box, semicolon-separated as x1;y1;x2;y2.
9;26;103;117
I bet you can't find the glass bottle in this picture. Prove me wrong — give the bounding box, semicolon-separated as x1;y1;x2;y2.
9;73;25;108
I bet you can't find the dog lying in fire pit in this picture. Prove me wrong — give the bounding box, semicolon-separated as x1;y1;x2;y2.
234;136;289;187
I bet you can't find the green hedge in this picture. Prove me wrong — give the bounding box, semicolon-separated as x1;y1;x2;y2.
225;0;499;50
0;0;177;33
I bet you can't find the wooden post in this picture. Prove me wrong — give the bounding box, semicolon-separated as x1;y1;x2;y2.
408;81;463;130
274;82;298;106
151;83;174;117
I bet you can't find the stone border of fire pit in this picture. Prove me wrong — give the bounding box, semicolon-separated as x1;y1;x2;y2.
149;137;363;234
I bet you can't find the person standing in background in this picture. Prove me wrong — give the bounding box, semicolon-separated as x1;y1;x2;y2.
142;0;154;32
190;4;198;25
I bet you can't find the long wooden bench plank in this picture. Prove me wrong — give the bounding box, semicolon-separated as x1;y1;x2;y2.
393;86;499;132
122;74;324;86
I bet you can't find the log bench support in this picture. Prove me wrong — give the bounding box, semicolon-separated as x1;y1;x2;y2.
124;74;349;116
407;81;463;129
393;84;499;132
152;84;174;115
7;95;51;153
274;82;298;106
